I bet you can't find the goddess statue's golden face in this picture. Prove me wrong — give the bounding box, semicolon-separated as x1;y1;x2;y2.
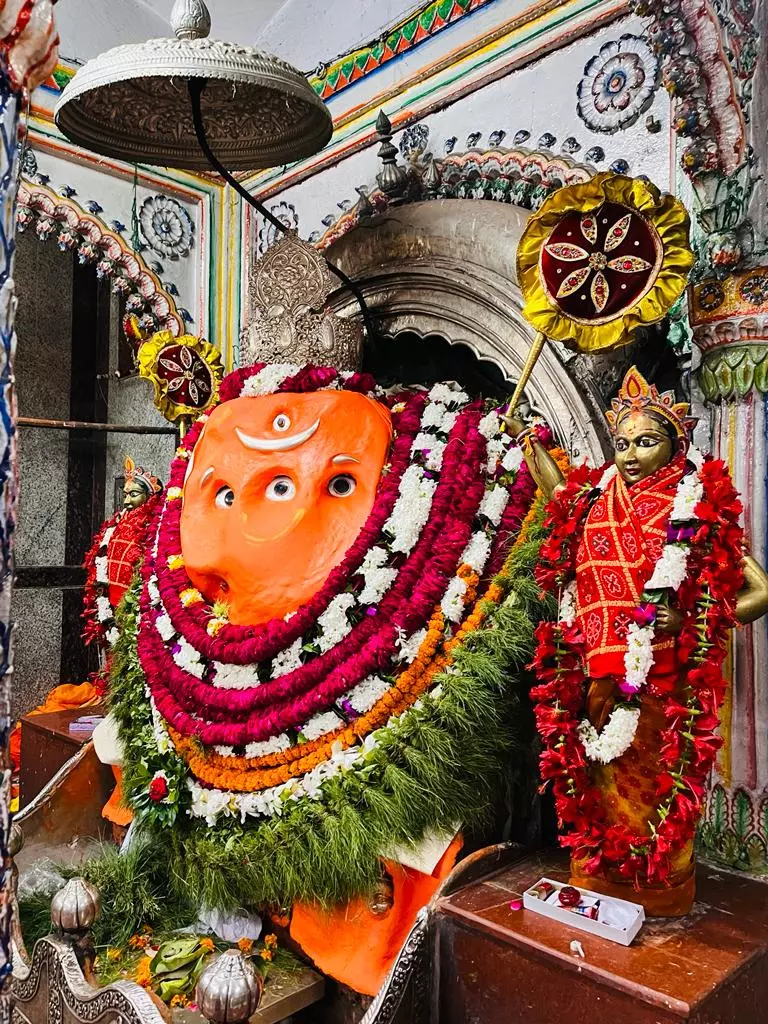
123;481;149;510
613;411;674;484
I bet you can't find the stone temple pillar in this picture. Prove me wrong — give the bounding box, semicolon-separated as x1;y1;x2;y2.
691;268;768;870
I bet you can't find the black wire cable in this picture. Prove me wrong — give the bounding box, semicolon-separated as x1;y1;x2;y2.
187;79;378;350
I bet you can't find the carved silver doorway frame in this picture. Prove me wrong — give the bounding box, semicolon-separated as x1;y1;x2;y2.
324;198;612;465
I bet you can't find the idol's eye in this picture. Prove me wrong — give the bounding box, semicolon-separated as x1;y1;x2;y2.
215;486;235;508
328;474;356;498
273;413;291;432
266;476;296;501
615;439;628;452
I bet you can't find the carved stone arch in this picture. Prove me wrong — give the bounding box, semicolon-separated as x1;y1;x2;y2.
324;197;611;463
15;180;183;336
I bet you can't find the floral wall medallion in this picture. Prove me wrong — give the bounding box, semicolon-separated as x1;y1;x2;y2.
139;194;194;260
577;34;660;135
257;200;299;255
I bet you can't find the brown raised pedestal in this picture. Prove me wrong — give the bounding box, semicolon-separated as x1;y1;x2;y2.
433;851;768;1023
19;706;107;806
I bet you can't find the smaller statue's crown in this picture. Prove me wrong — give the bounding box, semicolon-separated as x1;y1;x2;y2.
124;455;162;494
240;233;363;373
605;366;696;439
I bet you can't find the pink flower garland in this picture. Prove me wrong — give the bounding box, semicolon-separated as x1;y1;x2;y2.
140;405;490;745
154;394;425;664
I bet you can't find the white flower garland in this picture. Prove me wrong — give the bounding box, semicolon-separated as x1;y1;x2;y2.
577;707;641;765
186;681;455;824
571;449;703;765
93;525;120;646
146;382;524;806
559;580;577;627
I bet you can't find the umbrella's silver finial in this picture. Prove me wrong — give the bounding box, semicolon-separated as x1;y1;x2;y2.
170;0;212;40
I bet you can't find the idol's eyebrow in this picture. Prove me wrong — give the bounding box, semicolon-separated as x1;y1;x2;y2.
200;466;214;487
331;454;360;464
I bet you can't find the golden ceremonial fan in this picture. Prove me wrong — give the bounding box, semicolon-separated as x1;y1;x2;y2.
505;172;695;418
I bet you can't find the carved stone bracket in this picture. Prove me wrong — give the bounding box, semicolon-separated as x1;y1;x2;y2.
634;0;761;276
698;343;768;401
690;263;768;398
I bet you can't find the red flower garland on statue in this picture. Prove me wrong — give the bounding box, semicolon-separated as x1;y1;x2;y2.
82;495;164;660
530;457;744;886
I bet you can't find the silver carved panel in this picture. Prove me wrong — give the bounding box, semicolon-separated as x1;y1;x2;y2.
13;937;165;1024
241;234;363;372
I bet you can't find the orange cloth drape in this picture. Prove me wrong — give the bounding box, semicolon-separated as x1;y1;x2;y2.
289;834;463;996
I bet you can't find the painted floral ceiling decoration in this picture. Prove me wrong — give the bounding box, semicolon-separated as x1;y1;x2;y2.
577;34;660;134
257;200;299;255
139;195;194;261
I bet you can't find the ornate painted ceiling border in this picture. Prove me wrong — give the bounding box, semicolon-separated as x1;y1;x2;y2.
244;0;628;198
310;0;497;100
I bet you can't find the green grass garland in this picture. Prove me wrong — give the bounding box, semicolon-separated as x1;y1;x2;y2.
73;506;549;942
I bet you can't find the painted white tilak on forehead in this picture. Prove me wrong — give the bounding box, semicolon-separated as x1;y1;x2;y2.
235;418;320;452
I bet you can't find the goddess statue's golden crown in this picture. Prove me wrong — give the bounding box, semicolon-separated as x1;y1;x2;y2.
605;367;696;439
239;233;363;372
124;455;162;494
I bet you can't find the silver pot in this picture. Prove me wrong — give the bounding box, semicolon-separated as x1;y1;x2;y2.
50;878;100;933
196;949;264;1024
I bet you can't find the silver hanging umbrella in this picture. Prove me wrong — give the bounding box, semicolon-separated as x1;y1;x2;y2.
54;0;332;171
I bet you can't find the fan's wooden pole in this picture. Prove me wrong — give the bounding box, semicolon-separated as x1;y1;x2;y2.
502;331;546;426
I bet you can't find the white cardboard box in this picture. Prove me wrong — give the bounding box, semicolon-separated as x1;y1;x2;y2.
523;876;645;946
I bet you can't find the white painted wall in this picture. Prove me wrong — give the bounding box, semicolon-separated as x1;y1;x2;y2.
249;16;673;261
253;0;420;69
55;0;170;62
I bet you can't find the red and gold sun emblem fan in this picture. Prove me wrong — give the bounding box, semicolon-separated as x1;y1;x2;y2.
539;203;662;327
517;173;694;350
138;330;223;424
504;173;694;419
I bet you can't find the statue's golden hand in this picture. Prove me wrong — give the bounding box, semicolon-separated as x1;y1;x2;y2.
501;413;526;437
655;605;684;635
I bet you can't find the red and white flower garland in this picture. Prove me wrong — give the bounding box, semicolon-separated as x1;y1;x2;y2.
133;363;535;820
83;512;122;650
564;451;705;764
83;498;162;652
531;454;744;885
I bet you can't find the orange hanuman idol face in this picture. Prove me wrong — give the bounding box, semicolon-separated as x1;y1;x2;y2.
180;391;393;625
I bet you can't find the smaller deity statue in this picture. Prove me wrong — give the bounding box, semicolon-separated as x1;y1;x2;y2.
506;367;768;915
84;457;163;834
